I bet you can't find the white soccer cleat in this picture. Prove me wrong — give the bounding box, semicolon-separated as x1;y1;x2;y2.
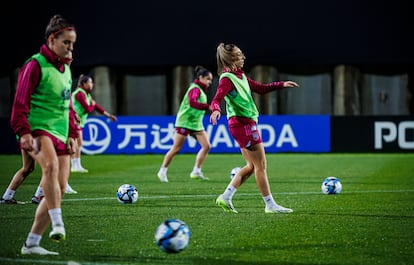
157;171;168;183
190;171;209;180
71;167;88;173
21;245;59;255
49;225;66;242
265;204;293;213
65;183;78;194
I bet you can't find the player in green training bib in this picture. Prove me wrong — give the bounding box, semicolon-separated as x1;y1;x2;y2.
210;43;300;214
8;15;78;256
157;66;213;182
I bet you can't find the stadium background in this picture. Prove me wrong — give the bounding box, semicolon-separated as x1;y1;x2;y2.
0;0;412;153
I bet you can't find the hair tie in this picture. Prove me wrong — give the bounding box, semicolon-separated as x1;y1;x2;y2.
51;27;75;37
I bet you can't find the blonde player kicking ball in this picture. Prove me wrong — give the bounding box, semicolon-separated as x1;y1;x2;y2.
210;43;299;214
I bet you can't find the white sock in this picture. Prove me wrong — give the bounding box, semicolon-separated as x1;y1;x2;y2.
2;188;15;200
192;167;201;173
78;158;84;168
159;167;167;174
48;208;64;227
222;185;237;201
34;186;43;197
263;194;276;207
25;232;41;247
71;158;80;168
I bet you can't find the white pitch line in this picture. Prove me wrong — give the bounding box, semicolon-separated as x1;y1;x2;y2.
18;189;414;204
0;257;122;265
59;189;414;202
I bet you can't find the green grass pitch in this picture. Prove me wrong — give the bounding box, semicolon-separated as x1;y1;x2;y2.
0;153;413;265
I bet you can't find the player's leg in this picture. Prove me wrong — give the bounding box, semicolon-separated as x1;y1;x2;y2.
248;143;292;213
1;150;35;204
190;131;211;180
157;133;186;182
71;129;87;173
22;136;64;255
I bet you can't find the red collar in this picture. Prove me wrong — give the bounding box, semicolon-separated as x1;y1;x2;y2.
194;79;207;91
40;44;72;69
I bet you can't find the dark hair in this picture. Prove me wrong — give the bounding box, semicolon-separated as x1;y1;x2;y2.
77;74;92;87
194;65;211;78
45;14;76;41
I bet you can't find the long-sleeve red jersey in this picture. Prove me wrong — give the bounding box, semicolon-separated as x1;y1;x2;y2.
10;44;78;139
210;68;285;114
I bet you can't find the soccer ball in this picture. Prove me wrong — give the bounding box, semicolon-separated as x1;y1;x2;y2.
154;218;191;253
321;177;342;194
230;167;241;179
116;184;139;204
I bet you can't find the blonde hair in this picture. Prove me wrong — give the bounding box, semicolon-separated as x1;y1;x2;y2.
216;43;240;75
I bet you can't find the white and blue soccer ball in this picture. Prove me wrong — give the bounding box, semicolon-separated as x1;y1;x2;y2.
155;218;191;253
321;177;342;194
116;184;139;204
230;167;241;179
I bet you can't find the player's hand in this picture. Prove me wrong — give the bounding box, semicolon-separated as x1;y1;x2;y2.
110;114;118;122
75;113;81;124
67;137;77;155
20;134;39;154
283;81;300;88
210;110;221;125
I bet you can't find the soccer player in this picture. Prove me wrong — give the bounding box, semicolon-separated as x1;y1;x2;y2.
210;43;300;214
71;74;117;173
0;147;78;206
1;103;80;205
157;65;213;182
10;14;78;255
